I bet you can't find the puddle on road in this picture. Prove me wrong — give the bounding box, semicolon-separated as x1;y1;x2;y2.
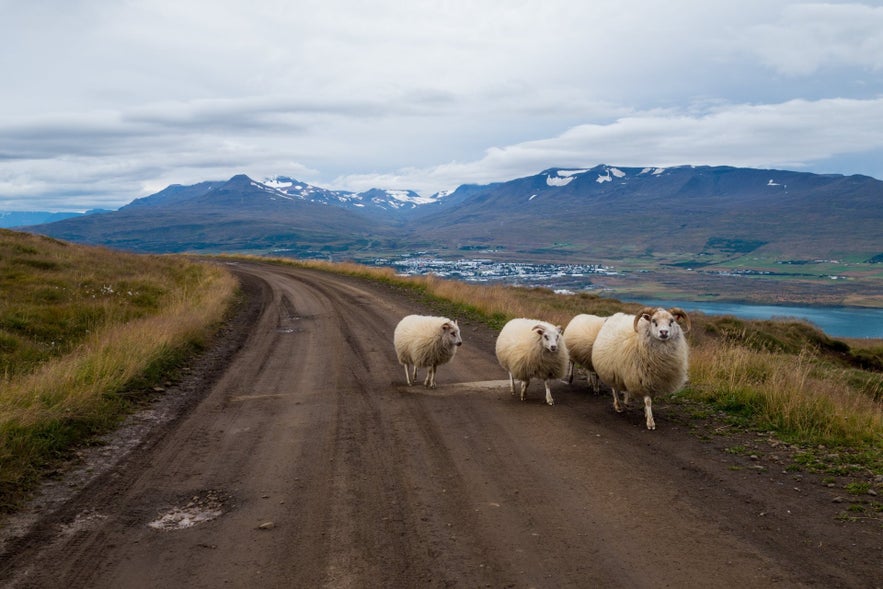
58;510;109;537
148;490;229;531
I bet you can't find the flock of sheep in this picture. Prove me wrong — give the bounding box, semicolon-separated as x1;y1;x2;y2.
393;307;691;430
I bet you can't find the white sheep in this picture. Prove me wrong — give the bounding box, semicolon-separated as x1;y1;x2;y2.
591;307;691;430
495;318;569;405
393;315;462;388
563;314;607;393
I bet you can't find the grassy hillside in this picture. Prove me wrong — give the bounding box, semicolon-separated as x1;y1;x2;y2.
0;229;237;511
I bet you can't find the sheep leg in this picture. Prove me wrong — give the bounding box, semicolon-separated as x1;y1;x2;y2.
519;379;529;401
612;388;624;412
411;365;418;384
404;364;413;386
544;379;555;406
424;365;436;389
566;361;574;384
644;396;656;430
508;372;516;395
588;371;599;394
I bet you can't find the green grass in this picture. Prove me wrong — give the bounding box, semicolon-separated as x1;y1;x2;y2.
0;230;237;512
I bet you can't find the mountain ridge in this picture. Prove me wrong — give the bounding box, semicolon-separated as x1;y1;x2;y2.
16;164;883;263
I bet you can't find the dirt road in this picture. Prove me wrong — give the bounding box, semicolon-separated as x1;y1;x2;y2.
1;261;879;588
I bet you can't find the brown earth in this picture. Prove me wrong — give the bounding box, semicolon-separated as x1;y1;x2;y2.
0;261;880;588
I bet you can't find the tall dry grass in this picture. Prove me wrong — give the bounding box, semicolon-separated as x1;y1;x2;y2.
2;267;235;422
688;341;882;447
1;236;237;510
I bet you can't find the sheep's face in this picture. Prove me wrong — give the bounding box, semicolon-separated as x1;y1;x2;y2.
533;325;562;353
645;310;682;342
442;321;462;347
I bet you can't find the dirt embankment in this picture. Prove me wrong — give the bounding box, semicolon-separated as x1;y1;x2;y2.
1;261;879;588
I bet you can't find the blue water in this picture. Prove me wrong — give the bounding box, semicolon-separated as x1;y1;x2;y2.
625;299;883;339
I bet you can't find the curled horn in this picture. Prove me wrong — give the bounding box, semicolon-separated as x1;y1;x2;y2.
670;308;692;333
633;307;657;332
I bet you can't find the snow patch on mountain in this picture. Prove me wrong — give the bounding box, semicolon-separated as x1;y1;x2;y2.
545;169;588;187
383;190;437;206
250;181;294;200
547;175;574;187
263;178;294;190
595;166;628;184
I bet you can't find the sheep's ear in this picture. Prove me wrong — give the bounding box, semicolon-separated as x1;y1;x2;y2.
634;307;655;332
670;308;692;333
557;325;564;335
532;325;545;336
441;322;452;331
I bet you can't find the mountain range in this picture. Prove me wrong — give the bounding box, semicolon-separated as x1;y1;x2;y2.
16;164;883;264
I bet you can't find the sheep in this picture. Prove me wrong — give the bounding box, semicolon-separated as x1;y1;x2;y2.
591;307;691;430
563;314;607;393
495;318;569;405
393;314;462;389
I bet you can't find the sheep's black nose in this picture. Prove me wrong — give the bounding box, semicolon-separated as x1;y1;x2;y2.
456;342;462;346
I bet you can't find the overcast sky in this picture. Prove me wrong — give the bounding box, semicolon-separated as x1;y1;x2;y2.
2;0;883;211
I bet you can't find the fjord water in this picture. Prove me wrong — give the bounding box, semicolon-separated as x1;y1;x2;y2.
628;299;883;339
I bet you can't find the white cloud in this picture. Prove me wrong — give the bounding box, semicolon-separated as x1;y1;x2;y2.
331;97;883;194
2;1;883;210
744;3;883;75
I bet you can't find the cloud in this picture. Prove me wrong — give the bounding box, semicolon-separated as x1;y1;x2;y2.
332;97;883;193
743;3;883;75
3;1;883;210
3;93;883;209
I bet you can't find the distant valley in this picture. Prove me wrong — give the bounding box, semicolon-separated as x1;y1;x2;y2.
13;164;883;307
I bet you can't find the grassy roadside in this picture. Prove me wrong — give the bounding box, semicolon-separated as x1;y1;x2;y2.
1;230;237;512
263;257;882;478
